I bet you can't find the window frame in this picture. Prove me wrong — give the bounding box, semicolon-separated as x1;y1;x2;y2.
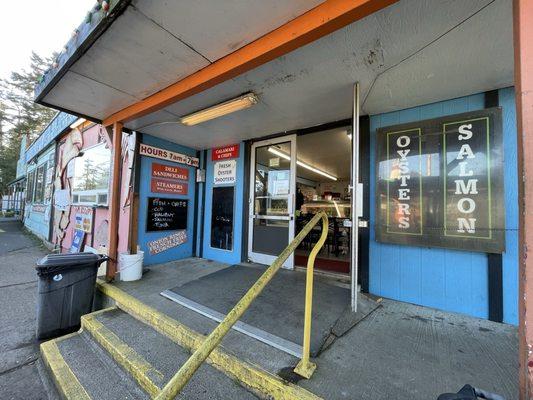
70;142;112;206
33;161;47;204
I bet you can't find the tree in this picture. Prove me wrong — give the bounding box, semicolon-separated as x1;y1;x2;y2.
0;52;57;193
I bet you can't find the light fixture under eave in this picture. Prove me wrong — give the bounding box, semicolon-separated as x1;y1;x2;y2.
70;118;86;129
267;147;338;181
180;93;258;126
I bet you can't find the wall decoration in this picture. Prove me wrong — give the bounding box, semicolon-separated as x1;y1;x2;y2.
151;179;188;195
74;206;94;233
54;189;71;211
151;163;189;181
148;230;187;255
32;204;47;213
213;160;237;185
375;107;504;253
146;197;188;232
212;144;239;161
69;229;85;253
139;143;199;167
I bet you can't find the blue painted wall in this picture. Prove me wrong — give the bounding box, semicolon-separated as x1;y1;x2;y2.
202;143;245;265
24;145;55;241
369;88;518;324
137;135;197;265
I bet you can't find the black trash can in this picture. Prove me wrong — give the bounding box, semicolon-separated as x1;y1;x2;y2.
36;252;108;340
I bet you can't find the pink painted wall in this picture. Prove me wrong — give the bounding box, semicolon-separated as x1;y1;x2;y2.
55;124;132;254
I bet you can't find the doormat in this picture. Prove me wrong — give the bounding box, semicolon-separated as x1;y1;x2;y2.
162;264;380;357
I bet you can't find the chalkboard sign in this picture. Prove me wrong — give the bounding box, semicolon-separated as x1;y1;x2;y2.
375;107;505;253
211;187;234;250
146;197;188;232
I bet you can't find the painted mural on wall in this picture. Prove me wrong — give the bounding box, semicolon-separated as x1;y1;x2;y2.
52;128;83;247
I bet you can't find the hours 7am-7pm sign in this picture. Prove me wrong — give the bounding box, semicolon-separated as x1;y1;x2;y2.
375;108;504;253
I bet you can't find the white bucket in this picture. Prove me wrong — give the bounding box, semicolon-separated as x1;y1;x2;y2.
118;251;144;281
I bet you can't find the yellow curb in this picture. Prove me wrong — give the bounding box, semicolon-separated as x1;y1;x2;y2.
41;337;91;400
97;279;323;400
81;311;164;398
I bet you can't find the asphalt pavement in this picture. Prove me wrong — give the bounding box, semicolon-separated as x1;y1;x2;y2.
0;220;50;400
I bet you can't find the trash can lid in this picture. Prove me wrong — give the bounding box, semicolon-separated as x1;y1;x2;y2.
36;252;105;274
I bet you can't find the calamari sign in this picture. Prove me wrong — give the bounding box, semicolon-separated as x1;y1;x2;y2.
375;108;504;253
148;230;187;255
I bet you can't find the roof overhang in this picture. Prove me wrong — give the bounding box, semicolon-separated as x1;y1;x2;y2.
35;0;514;150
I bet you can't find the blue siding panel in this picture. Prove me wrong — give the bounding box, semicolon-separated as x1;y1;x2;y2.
369;89;518;323
137;135;197;265
202;143;245;265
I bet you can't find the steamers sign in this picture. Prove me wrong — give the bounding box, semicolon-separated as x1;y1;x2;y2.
375;108;504;253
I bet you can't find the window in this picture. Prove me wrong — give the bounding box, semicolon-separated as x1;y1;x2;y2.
211;186;234;250
26;170;35;202
33;162;47;203
71;143;111;205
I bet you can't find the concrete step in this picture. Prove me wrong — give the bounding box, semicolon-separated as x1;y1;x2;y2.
82;307;258;399
41;331;148;400
96;279;322;400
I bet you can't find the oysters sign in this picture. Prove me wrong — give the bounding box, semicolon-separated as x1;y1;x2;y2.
375;108;504;253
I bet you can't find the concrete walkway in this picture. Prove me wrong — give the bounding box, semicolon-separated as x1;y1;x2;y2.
110;258;518;400
0;221;50;400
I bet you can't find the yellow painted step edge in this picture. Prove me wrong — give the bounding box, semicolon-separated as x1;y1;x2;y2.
81;310;165;398
96;279;323;400
40;334;91;400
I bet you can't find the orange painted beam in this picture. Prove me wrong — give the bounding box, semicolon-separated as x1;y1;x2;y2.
106;121;123;281
514;0;533;398
103;0;397;126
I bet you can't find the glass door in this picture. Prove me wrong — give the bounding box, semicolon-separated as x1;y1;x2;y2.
248;135;296;268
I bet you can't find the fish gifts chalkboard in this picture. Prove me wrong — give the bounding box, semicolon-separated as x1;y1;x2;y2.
146;197;188;232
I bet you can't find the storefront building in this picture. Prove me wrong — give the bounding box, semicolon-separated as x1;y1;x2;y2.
23;112;78;242
51;121;132;256
31;0;533;396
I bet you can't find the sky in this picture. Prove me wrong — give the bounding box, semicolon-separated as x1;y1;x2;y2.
0;0;95;80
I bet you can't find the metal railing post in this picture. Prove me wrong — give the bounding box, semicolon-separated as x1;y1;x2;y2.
294;213;328;378
155;212;328;399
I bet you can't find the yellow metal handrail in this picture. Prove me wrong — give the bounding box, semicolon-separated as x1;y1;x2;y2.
155;211;329;400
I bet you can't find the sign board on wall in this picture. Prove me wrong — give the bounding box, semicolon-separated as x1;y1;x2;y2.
140;143;199;167
54;189;70;211
148;230;187;255
151;163;189;181
74;207;93;233
151;179;188;195
212;144;239;161
375;107;505;253
214;160;236;185
146;197;188;232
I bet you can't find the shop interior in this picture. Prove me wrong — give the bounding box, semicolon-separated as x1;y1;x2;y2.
263;127;353;274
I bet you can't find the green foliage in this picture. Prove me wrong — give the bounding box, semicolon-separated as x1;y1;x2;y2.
0;52;57;192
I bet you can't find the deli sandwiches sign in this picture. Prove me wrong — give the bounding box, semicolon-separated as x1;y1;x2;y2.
376;108;504;253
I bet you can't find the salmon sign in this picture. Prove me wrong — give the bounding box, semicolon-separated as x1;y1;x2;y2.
376;108;504;253
212;144;239;161
140;143;199;167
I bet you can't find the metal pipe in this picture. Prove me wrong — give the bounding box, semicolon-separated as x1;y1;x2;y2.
294;212;329;378
351;82;360;312
155;211;329;399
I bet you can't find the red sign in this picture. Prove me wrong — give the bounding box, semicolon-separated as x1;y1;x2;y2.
212;144;239;161
151;179;188;195
151;163;189;181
